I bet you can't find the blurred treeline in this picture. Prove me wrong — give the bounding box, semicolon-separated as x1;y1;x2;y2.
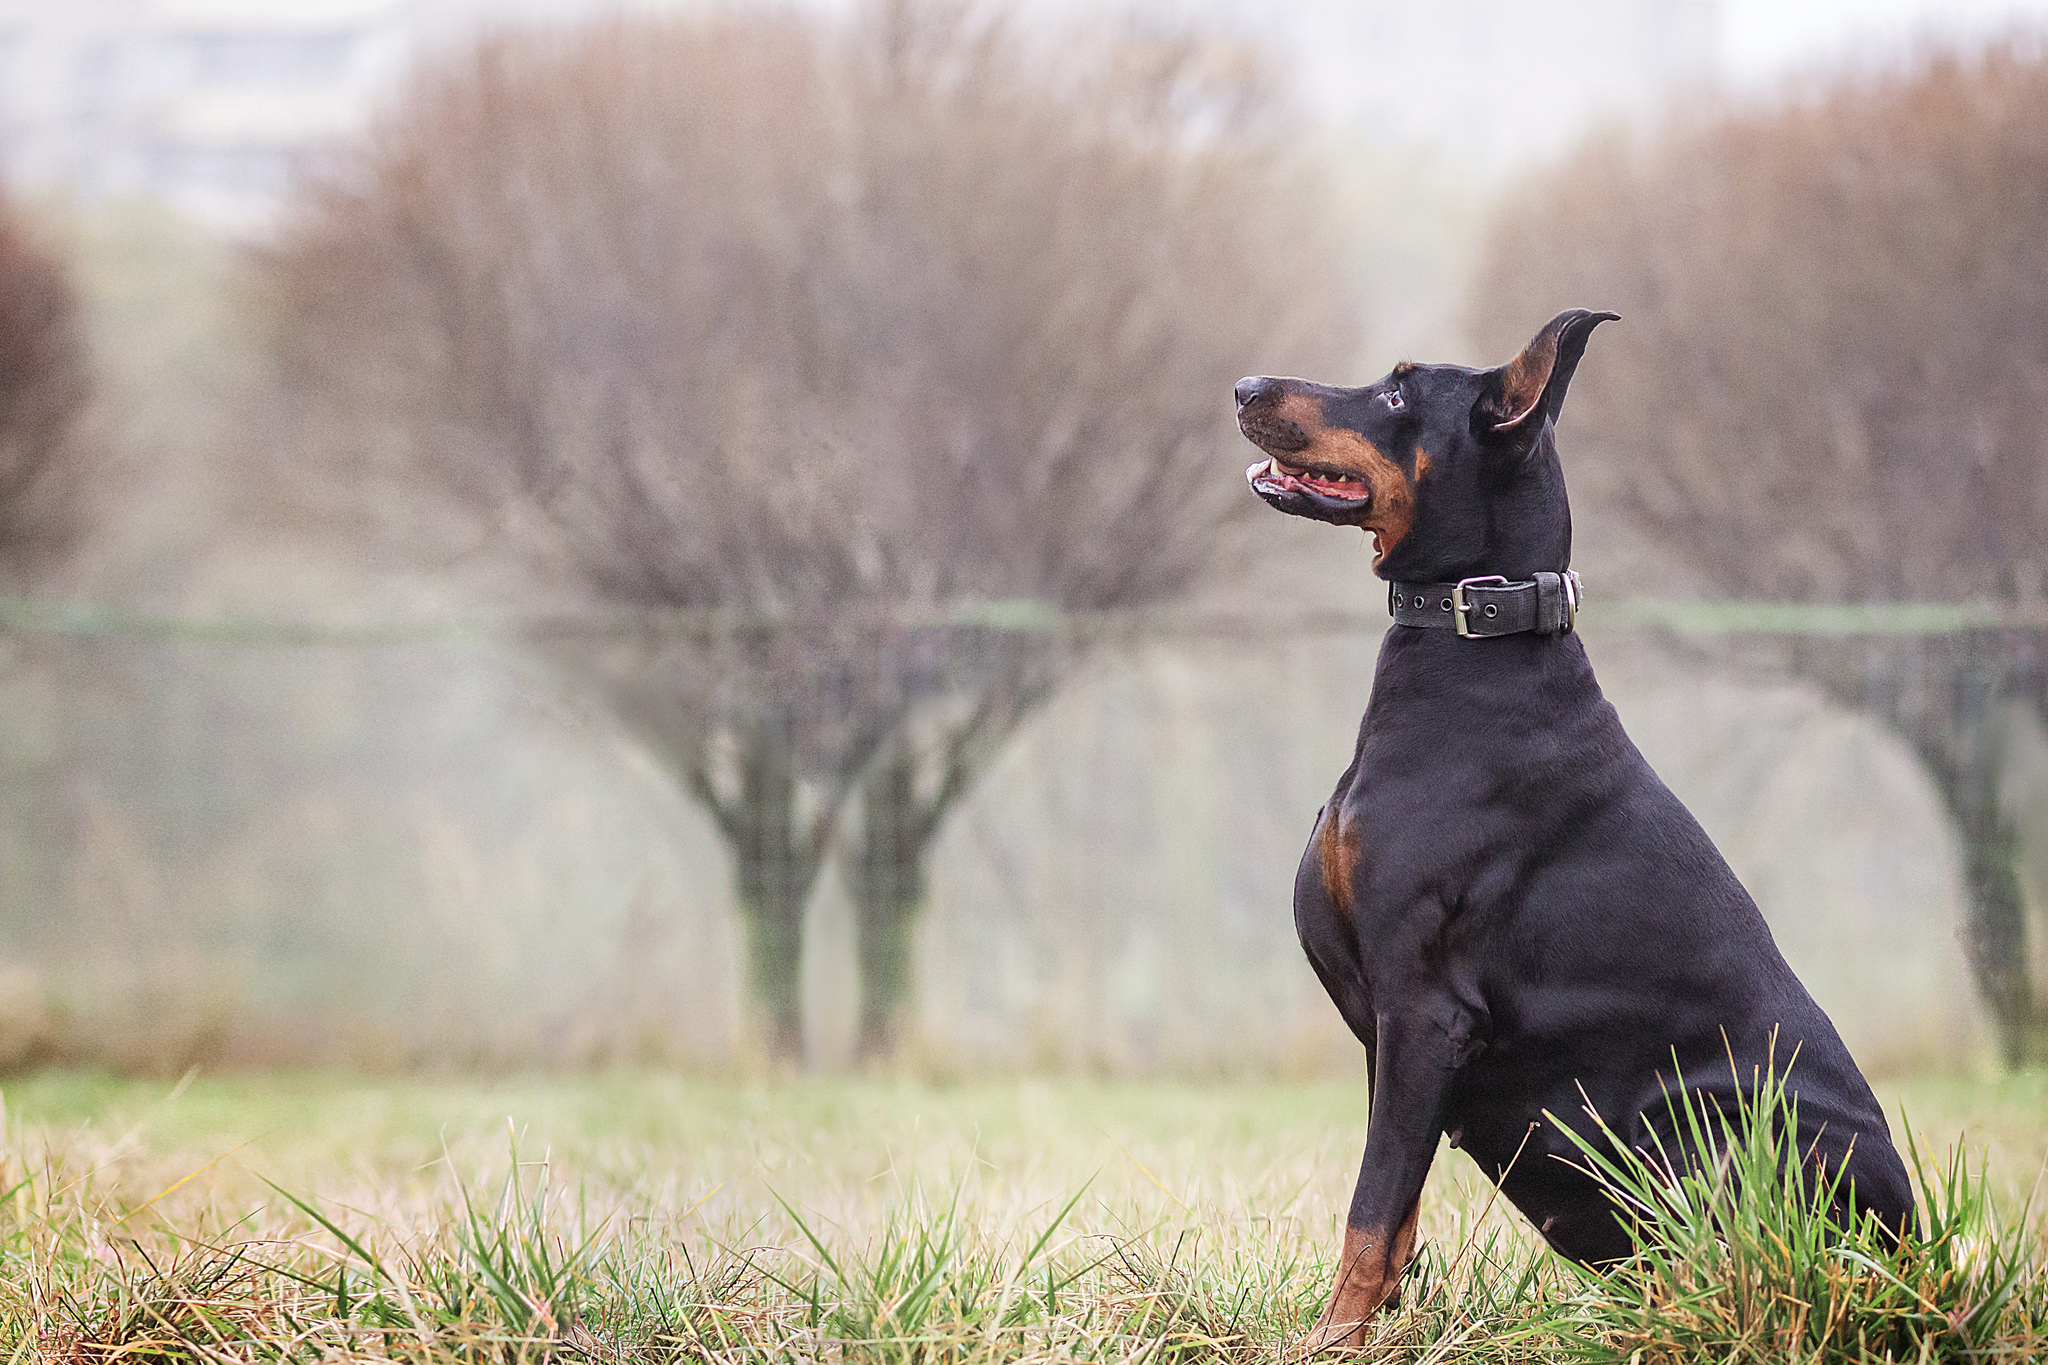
1472;41;2048;1064
0;3;2043;1075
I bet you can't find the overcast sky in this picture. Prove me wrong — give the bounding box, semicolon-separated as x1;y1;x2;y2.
1720;0;2048;78
471;0;2048;81
1078;0;2048;165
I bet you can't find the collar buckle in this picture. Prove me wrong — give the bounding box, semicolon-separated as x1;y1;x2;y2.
1452;575;1511;638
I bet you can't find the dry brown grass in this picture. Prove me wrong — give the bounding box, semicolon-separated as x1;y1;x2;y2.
0;1071;2043;1362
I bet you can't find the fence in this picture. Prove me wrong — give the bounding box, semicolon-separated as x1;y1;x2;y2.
1;593;2043;1075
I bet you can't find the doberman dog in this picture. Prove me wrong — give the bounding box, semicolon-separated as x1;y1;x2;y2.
1234;310;1915;1350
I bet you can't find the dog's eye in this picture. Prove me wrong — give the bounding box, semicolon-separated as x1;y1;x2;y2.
1382;388;1405;411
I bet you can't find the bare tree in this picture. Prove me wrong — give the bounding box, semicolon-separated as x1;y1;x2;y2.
0;194;89;586
261;2;1357;1060
1470;40;2048;1062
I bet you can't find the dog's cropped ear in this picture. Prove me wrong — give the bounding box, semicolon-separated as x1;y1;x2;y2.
1474;309;1618;441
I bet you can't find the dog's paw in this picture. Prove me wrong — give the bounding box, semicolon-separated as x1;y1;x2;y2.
1296;1313;1370;1358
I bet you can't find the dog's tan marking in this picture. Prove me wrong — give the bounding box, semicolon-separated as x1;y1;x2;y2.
1256;391;1419;564
1303;1203;1422;1353
1318;809;1357;928
1311;430;1415;565
1492;326;1561;429
1412;449;1431;482
1266;389;1326;439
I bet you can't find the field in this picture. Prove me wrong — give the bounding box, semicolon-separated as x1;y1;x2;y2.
2;1069;2046;1362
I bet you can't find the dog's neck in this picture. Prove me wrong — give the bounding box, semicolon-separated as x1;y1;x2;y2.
1372;437;1573;585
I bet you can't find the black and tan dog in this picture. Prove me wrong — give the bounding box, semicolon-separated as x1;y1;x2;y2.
1235;310;1915;1349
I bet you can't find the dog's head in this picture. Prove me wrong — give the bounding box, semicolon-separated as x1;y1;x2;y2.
1236;309;1615;582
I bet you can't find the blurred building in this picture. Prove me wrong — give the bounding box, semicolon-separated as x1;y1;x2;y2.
0;0;418;233
0;0;1720;236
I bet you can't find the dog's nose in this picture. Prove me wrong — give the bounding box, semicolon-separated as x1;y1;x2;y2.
1235;376;1282;410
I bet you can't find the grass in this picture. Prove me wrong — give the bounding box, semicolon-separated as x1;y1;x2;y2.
0;1070;2044;1362
1556;1061;2046;1361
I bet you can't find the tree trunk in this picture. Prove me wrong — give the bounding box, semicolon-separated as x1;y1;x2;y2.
729;723;823;1063
1921;708;2047;1066
1793;632;2048;1066
848;744;927;1062
843;659;1065;1062
1882;671;2046;1066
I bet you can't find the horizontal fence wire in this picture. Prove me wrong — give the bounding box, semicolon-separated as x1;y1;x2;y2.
3;589;2041;1073
7;595;2048;645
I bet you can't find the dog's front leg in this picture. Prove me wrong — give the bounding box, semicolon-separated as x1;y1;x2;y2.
1305;994;1472;1354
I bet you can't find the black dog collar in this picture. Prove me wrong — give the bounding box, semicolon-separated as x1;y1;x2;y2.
1387;572;1582;638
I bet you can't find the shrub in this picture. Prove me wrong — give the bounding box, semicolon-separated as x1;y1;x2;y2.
0;195;88;584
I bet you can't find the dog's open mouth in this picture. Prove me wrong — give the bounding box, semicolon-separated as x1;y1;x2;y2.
1246;455;1374;522
1252;456;1371;502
